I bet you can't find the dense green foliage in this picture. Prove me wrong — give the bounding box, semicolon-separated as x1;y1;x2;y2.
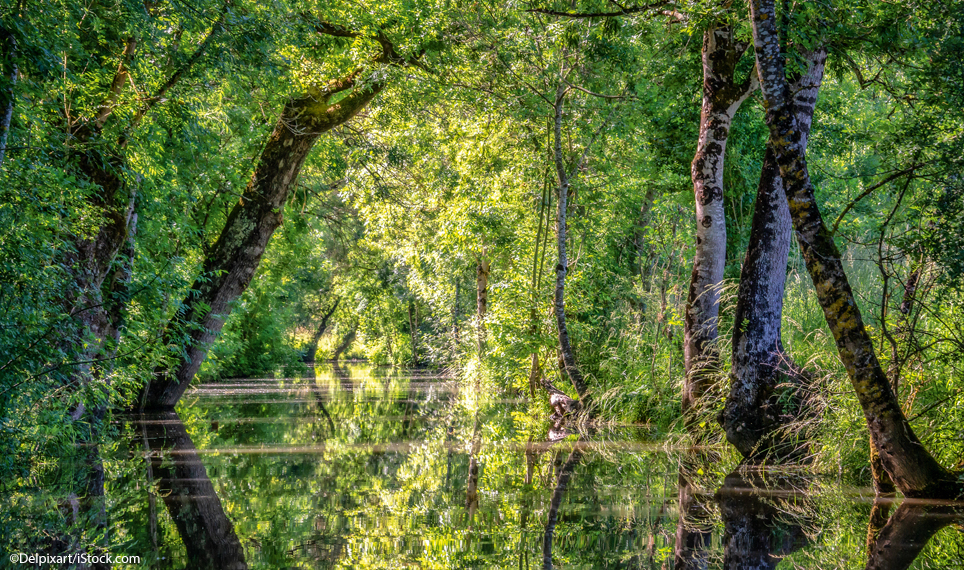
2;0;964;564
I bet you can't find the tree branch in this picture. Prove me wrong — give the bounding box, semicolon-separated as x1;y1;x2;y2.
93;38;137;130
127;2;229;133
311;18;429;72
526;1;672;19
831;165;923;236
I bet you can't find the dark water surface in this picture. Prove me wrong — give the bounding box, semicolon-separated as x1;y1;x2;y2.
15;365;964;569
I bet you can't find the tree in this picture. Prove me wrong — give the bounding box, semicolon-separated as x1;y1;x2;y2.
748;0;961;497
722;48;826;459
682;16;757;433
138;20;424;409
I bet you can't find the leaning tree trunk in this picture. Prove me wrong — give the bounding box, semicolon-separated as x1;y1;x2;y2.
138;76;383;410
749;0;960;497
683;22;757;434
332;322;358;362
722;50;826;459
302;298;340;365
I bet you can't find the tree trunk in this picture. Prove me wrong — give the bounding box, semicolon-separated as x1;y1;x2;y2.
632;188;658;318
551;86;589;403
139;76;383;410
723;51;825;459
476;258;490;358
0;25;17;167
302;298;340;365
333;322;358;362
748;0;960;497
452;278;460;345
529;182;552;397
142;412;247;570
683;23;757;433
408;300;419;366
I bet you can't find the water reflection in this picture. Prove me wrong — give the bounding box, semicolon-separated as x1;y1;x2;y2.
541;440;583;570
137;412;247;570
6;365;963;569
717;469;810;570
866;501;964;570
674;454;715;570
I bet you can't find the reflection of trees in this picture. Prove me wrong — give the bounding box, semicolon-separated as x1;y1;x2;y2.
141;412;247;570
308;364;336;433
466;415;481;526
716;469;809;570
45;443;110;570
542;441;583;570
865;501;964;570
673;454;715;570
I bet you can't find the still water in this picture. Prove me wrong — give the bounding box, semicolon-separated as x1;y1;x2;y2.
17;365;964;569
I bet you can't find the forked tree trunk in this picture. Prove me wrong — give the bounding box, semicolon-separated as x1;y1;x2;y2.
722;50;825;458
302;298;340;365
683;22;757;433
748;0;960;497
139;77;383;410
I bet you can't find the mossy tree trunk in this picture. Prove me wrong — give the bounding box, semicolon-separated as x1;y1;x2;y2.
748;0;960;497
139;75;383;410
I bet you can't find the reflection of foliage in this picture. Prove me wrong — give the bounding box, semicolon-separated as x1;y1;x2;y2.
4;365;964;568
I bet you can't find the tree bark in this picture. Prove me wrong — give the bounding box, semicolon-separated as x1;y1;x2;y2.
722;50;825;459
476;258;490;358
748;0;960;497
683;22;757;433
0;25;17;167
302;298;340;365
551;85;589;403
141;412;247;570
139;77;383;410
